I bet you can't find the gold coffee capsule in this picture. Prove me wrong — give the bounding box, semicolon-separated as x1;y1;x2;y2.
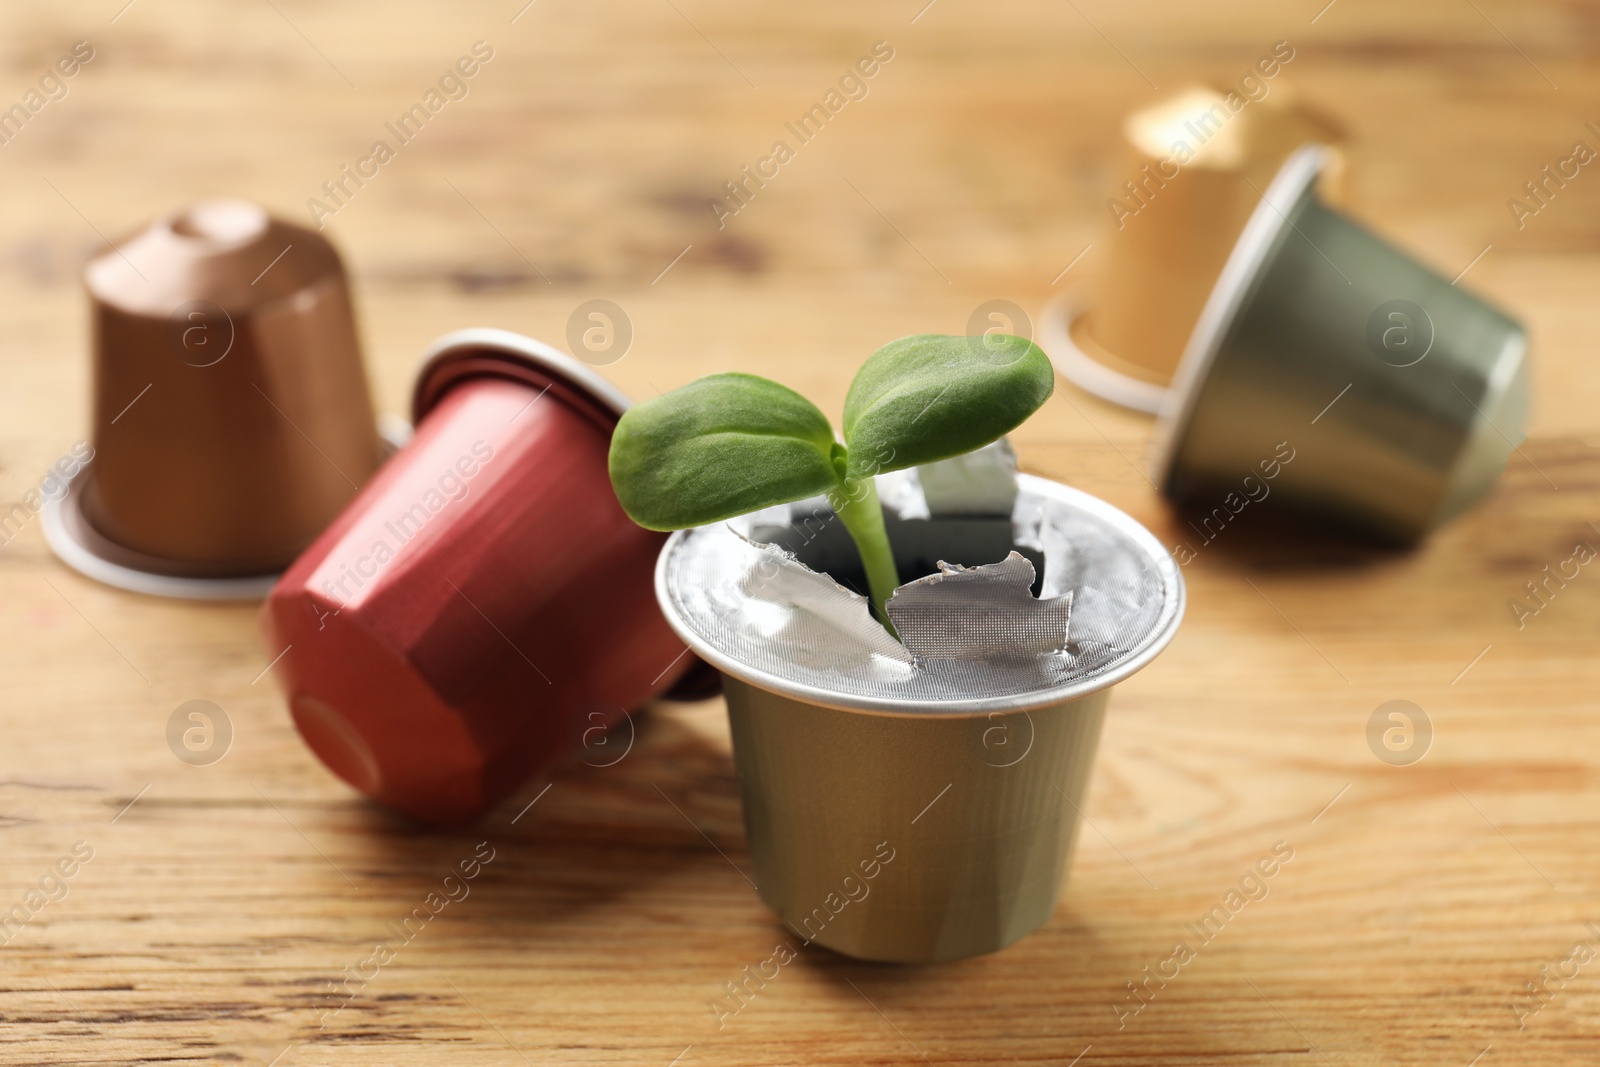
1042;84;1348;412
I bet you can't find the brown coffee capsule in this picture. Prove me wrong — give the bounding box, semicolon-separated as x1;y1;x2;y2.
44;199;383;598
1041;85;1349;413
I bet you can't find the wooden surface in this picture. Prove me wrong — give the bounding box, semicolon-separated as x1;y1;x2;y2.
2;1;1598;1064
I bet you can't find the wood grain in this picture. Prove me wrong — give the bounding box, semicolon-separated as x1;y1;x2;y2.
1;1;1597;1064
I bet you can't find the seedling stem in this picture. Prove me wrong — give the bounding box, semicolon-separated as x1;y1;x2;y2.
830;476;901;635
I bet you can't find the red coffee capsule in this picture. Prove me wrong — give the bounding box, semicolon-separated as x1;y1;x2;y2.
259;329;697;825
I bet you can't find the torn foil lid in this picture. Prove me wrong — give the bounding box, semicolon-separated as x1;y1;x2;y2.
655;455;1184;713
890;439;1020;519
888;553;1070;664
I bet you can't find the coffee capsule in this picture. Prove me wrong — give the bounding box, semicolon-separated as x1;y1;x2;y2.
1042;85;1348;413
259;329;698;825
42;199;384;598
656;474;1185;962
1151;146;1528;544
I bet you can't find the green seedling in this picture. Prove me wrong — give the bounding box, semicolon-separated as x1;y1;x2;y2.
607;333;1054;633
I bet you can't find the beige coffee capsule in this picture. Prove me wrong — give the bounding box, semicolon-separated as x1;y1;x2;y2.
656;474;1185;962
43;199;384;599
1042;85;1348;412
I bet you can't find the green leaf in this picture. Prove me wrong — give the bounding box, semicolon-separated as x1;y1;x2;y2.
608;372;843;531
841;333;1054;481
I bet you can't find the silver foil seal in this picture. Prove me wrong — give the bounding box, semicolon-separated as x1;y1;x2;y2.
660;454;1181;708
915;438;1020;517
887;553;1069;662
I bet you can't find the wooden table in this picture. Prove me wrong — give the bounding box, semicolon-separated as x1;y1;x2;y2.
1;0;1596;1063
